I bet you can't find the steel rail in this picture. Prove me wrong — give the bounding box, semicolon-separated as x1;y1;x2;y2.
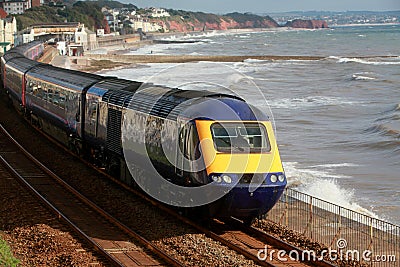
3;118;338;267
0;123;184;267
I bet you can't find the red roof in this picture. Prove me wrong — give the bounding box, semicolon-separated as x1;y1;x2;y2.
0;8;7;19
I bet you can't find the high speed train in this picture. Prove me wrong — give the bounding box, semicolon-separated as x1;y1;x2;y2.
1;41;287;223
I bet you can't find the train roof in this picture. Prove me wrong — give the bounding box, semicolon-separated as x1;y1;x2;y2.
2;52;25;63
12;41;42;55
6;57;43;72
100;84;261;121
27;64;103;91
88;78;142;97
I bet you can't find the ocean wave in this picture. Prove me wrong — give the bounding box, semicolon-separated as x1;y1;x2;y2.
125;41;205;55
283;162;379;218
368;104;400;140
351;73;376;81
310;163;359;169
336;57;400;65
366;124;400;138
243;58;273;64
270;96;365;109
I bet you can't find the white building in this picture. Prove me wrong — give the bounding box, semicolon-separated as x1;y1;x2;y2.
150;8;170;18
22;28;34;43
131;19;162;32
96;29;104;37
74;24;98;51
0;16;17;51
0;0;30;15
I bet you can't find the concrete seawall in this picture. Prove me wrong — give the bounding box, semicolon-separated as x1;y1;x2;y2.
86;54;324;64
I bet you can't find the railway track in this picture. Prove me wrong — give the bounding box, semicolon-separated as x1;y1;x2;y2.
209;218;337;267
0;108;338;267
0;124;184;267
87;162;338;267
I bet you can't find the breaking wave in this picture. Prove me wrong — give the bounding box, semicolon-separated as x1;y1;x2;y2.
269;96;365;109
283;162;379;218
331;56;400;65
351;72;376;81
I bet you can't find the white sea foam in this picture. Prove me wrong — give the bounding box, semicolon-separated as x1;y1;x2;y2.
283;162;379;218
269;96;365;109
243;59;272;64
309;163;360;169
352;73;376;81
125;41;205;55
337;57;400;65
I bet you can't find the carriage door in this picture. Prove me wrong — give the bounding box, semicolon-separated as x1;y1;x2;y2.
176;123;187;177
176;121;197;180
86;96;99;139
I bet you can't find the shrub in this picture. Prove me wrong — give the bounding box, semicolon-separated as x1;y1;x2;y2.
0;238;19;267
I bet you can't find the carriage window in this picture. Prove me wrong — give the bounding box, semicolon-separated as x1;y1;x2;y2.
59;93;66;109
53;90;60;105
211;123;271;153
48;88;54;103
27;81;34;93
88;102;98;122
36;84;44;99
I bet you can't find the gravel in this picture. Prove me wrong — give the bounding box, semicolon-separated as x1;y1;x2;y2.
0;92;260;266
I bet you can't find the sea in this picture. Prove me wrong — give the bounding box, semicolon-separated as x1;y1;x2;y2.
101;25;400;224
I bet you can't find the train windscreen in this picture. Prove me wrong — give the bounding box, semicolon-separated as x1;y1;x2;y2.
211;123;271;153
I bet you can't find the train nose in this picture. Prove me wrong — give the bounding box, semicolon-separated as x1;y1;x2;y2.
224;184;285;218
208;173;286;220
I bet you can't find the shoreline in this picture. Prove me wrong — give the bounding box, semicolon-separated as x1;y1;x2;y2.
65;25;398;73
73;54;399;73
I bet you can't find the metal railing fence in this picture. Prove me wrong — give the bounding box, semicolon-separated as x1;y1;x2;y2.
264;188;399;266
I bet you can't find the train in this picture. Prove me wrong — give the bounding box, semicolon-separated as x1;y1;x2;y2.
1;41;287;224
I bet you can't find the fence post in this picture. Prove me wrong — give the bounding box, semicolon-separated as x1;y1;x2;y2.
369;217;374;267
303;195;313;239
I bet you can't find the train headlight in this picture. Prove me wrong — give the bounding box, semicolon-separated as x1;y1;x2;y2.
212;175;222;183
222;175;232;184
270;175;278;183
278;174;285;182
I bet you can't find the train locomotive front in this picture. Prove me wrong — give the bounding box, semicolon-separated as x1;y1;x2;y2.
121;88;287;223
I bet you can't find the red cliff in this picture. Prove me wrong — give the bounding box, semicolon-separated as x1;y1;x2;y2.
160;13;279;32
285;19;328;29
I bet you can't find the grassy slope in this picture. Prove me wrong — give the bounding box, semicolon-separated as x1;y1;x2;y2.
0;238;19;267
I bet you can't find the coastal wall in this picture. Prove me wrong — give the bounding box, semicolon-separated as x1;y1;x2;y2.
86;54;323;64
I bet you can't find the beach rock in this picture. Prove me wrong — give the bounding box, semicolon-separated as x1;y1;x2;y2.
285;19;328;29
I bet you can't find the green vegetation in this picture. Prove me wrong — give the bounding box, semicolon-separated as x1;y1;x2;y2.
226;12;275;23
15;6;64;30
166;9;222;24
94;0;137;9
13;0;277;32
15;1;106;31
163;9;278;27
0;238;19;267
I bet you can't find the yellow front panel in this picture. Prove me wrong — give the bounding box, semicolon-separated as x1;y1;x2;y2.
195;120;284;174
